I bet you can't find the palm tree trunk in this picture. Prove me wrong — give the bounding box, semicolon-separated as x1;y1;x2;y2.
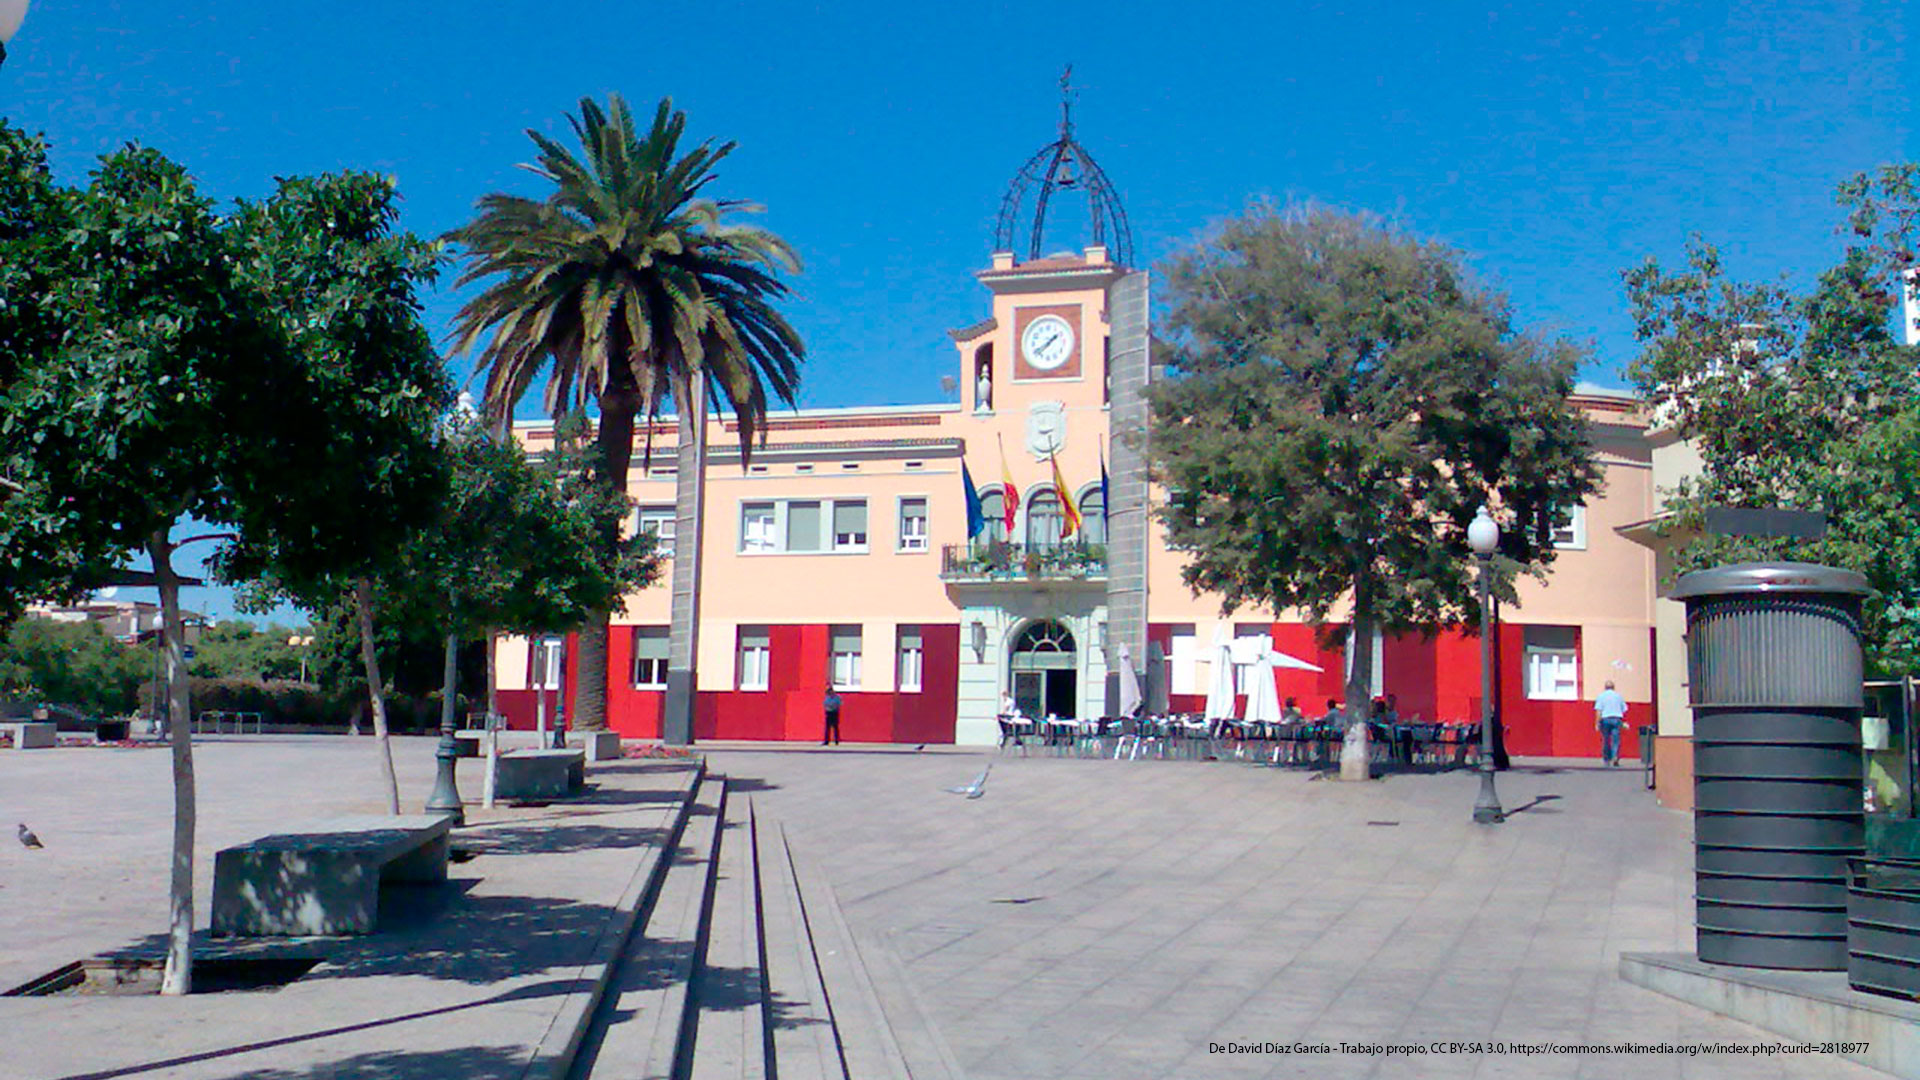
152;532;196;997
575;386;641;734
663;371;707;745
354;578;400;815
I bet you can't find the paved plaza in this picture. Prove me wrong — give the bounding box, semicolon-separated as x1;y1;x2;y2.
0;736;1891;1078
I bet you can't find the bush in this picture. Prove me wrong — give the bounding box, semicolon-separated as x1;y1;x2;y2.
135;677;471;733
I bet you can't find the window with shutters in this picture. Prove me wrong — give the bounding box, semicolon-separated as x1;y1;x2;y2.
631;627;669;688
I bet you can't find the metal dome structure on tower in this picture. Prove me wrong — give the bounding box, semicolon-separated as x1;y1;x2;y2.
993;67;1134;270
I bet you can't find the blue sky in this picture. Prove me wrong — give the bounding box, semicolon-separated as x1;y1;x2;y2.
3;1;1912;620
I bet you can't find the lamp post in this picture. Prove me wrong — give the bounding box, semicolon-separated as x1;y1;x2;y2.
0;1;31;70
287;635;314;684
1468;506;1504;825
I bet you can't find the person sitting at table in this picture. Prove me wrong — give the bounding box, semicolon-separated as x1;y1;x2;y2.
1281;697;1304;723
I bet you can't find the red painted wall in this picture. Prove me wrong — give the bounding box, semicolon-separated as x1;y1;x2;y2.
1147;620;1649;760
571;622;961;744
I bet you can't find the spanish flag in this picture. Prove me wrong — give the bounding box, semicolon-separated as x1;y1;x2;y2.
998;442;1018;535
1052;452;1082;539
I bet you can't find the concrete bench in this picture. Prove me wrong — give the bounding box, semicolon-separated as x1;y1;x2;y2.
453;730;490;758
211;814;453;937
495;748;586;800
0;721;56;749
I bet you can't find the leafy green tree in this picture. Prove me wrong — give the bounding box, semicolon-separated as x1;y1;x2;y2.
1;154;444;995
1625;163;1920;671
381;409;660;790
0;618;145;716
1146;204;1601;779
217;171;450;812
187;621;311;682
447;95;804;744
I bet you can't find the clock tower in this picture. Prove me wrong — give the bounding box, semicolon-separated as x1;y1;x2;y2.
943;71;1152;745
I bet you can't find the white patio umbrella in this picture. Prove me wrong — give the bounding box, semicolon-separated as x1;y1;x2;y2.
1202;625;1238;721
1116;642;1143;718
1244;651;1285;726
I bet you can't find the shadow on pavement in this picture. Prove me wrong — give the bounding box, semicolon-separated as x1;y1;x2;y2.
459;823;672;857
55;978;581;1080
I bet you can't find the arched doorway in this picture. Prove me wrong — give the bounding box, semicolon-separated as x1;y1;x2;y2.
1011;619;1077;719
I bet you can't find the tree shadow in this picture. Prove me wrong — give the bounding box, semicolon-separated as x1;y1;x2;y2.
456;823;673;857
52;978;582;1080
303;892;629;985
202;1044;531;1080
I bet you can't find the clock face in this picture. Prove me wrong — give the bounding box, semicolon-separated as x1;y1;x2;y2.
1021;314;1075;371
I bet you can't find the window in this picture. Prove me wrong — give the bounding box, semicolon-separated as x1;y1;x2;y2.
1233;625;1267;694
1550;505;1587;550
737;626;771;691
1079;485;1107;546
841;462;860;471
795;463;815;474
787;501;823;553
978;488;1007;544
898;498;929;552
635;506;676;557
1026;487;1063;549
1168;625;1199;695
530;637;564;690
631;627;669;688
833;501;868;550
904;461;924;471
742;503;778;553
897;626;923;692
738;499;869;554
830;625;862;690
1524;626;1580;701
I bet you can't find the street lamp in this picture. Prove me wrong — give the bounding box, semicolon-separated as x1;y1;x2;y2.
0;1;30;70
1468;505;1504;825
287;635;314;684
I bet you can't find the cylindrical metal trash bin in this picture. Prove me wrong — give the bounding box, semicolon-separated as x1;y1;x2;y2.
1672;562;1870;971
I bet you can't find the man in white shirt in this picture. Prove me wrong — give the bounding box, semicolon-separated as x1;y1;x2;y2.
1594;681;1629;767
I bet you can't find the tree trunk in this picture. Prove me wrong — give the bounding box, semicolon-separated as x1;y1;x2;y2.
485;631;499;723
574;383;640;734
663;371;708;745
151;532;196;996
1339;612;1376;782
354;578;400;815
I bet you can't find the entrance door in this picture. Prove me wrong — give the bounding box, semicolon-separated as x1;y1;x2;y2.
1010;620;1078;720
1013;672;1044;719
1043;670;1077;719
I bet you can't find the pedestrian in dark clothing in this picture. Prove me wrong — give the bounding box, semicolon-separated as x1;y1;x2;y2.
822;690;842;746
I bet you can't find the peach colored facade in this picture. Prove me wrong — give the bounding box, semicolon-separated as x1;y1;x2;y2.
497;247;1662;756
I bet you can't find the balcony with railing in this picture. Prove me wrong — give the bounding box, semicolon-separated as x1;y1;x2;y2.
940;540;1108;584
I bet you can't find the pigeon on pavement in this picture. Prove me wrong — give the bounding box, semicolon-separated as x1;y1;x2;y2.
945;764;991;799
17;823;43;849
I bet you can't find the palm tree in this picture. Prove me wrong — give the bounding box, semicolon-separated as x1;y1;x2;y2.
447;95;803;743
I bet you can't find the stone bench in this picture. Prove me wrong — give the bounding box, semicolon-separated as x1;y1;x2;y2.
0;721;56;749
495;748;586;801
453;730;489;758
211;814;453;937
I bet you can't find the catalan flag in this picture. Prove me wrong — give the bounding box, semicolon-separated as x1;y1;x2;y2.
1052;452;1082;539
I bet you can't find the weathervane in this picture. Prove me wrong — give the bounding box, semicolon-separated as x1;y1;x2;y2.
993;64;1134;268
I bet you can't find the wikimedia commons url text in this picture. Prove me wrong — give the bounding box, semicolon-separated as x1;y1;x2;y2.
1207;1040;1870;1059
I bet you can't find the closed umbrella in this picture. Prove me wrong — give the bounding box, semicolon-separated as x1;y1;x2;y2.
1202;625;1238;722
1117;642;1143;718
1245;651;1284;726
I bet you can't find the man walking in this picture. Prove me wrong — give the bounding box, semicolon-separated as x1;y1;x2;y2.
822;690;842;746
1594;680;1628;767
